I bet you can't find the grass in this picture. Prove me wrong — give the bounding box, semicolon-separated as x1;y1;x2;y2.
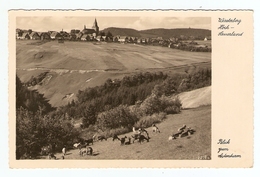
16;40;211;107
39;105;211;160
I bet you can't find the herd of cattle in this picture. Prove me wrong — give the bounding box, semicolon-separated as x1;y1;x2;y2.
41;124;195;160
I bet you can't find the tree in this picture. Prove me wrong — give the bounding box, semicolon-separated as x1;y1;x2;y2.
106;31;113;38
16;107;79;159
100;31;106;36
16;75;54;114
82;104;97;128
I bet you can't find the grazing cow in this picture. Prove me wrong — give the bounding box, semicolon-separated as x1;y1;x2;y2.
92;134;98;141
112;135;120;141
133;126;150;139
180;128;196;137
79;147;93;156
41;145;52;155
178;124;186;132
187;127;196;134
172;129;184;139
48;153;56;160
132;134;149;144
62;147;66;156
120;136;127;145
73;143;81;149
169;127;196;140
87;147;93;155
85;138;94;146
79;148;87;156
152;124;160;133
168;136;174;140
124;137;131;145
77;144;86;150
97;135;107;141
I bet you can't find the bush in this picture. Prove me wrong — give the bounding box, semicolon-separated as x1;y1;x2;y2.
139;94;162;115
138;86;182;116
103;127;131;139
134;112;166;128
97;105;138;130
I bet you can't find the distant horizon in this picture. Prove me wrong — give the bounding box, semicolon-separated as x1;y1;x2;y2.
17;17;211;32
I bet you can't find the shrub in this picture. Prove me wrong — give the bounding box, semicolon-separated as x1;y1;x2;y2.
97;105;138;130
138;86;182;116
134;112;166;128
139;94;162;115
103;127;131;139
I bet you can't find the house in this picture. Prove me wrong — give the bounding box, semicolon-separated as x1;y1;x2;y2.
168;43;174;48
76;32;83;40
205;36;211;40
106;36;113;42
169;37;176;43
48;31;55;36
82;25;97;35
113;36;119;42
130;37;137;43
89;34;95;41
102;36;107;41
29;32;40;40
38;32;50;40
141;38;146;44
60;30;70;40
75;29;80;34
118;36;128;43
16;32;23;39
81;34;91;41
63;33;70;40
145;38;151;44
69;34;76;41
20;33;30;40
50;31;62;40
204;37;208;41
16;29;23;39
96;36;104;41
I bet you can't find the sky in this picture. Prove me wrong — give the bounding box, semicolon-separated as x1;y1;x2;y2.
16;16;211;32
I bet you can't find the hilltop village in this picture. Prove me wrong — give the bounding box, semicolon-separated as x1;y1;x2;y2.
16;18;211;52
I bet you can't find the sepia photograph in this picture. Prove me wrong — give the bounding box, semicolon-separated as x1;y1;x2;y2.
15;15;211;160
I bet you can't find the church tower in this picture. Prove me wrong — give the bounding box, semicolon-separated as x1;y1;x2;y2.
92;18;99;35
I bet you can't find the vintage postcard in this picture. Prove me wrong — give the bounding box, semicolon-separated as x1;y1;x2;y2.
9;10;253;168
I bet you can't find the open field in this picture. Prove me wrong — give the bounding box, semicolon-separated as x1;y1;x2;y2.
39;105;211;160
16;40;211;107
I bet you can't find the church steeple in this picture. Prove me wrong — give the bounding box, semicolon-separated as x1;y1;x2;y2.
92;18;99;35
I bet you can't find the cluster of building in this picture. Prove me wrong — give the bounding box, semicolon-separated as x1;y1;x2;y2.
16;18;211;52
16;18;100;41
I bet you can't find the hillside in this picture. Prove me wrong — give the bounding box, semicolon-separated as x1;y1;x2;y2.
39;105;211;160
140;28;211;39
101;27;211;39
178;86;211;109
16;40;211;107
101;27;141;37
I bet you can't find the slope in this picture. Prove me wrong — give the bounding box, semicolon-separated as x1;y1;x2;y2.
178;86;211;109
